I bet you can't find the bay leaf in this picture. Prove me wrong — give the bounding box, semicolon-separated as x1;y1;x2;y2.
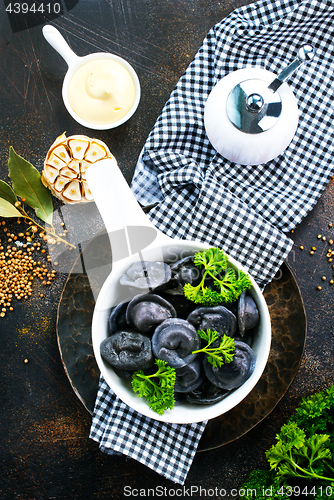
0;179;18;205
0;198;22;218
8;146;53;225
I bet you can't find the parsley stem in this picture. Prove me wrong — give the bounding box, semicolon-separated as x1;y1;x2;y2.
288;456;334;482
192;346;219;354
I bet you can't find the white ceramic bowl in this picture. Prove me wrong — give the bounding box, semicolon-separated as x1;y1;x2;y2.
42;25;140;130
86;159;271;424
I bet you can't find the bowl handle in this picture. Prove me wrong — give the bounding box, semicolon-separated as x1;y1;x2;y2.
42;25;80;67
86;158;170;258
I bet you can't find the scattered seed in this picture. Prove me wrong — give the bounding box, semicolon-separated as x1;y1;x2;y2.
316;286;322;290
312;246;316;251
322;236;326;241
24;358;29;364
322;276;327;281
300;245;304;250
318;234;322;239
0;223;57;317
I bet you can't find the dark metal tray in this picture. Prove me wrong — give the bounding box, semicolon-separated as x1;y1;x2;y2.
57;231;306;452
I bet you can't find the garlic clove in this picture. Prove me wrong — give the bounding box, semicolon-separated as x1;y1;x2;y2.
67;137;90;160
82;181;94;201
67;159;80;175
50;144;72;164
60;166;78;179
62;180;82;202
43;164;59;184
85;141;109;162
46;151;67;170
80;160;90;181
54;175;70;193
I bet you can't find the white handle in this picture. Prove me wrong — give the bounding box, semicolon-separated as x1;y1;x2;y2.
86;159;171;263
42;25;79;67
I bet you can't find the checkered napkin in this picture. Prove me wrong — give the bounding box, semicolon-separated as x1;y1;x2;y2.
90;0;334;485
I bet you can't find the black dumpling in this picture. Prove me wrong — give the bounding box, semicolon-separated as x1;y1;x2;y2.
237;292;260;336
186;379;230;405
203;340;255;390
152;318;201;368
187;305;237;338
108;300;129;335
120;261;171;292
100;330;154;371
170;255;203;288
126;294;176;334
174;357;204;393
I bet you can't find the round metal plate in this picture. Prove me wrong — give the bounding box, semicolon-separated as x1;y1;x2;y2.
57;230;306;451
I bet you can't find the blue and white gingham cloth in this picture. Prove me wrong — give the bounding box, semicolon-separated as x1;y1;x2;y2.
90;0;334;484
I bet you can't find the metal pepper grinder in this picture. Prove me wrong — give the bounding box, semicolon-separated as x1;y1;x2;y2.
204;45;315;166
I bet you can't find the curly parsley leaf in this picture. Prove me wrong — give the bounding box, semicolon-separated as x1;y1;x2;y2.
242;386;334;496
131;359;176;416
266;421;334;485
192;329;235;368
183;247;252;306
290;385;334;436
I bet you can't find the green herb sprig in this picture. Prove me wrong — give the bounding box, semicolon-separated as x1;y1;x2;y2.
192;329;235;368
131;359;176;416
183;247;252;306
266;422;334;484
241;386;334;499
0;147;74;248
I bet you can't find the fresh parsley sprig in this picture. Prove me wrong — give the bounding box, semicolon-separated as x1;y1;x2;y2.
183;247;252;306
241;385;334;499
266;421;334;484
192;329;235;368
131;359;176;416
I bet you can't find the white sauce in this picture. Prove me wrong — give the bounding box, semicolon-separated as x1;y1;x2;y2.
67;59;136;125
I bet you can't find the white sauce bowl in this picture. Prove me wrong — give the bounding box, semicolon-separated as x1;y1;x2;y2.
42;25;140;130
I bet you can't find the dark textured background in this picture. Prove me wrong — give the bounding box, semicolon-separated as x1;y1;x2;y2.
0;1;333;499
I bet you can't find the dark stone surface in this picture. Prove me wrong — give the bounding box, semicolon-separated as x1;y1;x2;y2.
0;1;333;499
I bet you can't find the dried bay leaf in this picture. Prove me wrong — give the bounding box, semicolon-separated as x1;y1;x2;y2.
0;198;22;218
8;147;53;225
0;180;18;205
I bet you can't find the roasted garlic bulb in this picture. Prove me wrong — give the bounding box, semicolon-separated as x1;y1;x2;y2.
42;133;114;203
